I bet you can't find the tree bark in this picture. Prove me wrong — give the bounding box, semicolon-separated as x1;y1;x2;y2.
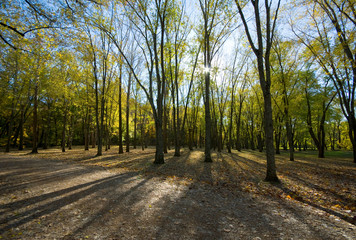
228;89;234;153
84;108;90;150
163;91;168;154
126;72;131;152
5;104;14;152
43;101;51;149
18;105;24;150
95;74;102;156
31;82;38;154
61;101;67;153
236;0;280;182
154;118;165;164
118;65;124;154
133;90;137;149
204;69;212;162
275;123;281;154
68;115;73;150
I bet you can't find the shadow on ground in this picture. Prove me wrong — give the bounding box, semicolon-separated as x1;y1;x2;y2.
0;148;355;239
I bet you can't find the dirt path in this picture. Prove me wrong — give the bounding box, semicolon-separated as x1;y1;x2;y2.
0;151;355;239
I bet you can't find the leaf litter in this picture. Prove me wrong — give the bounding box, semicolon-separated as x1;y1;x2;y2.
0;147;355;239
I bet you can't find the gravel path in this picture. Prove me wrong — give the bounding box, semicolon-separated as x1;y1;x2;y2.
0;152;355;239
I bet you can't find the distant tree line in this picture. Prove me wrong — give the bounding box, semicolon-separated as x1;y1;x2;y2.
0;0;354;182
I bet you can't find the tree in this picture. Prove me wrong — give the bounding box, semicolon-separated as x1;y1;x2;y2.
97;0;174;164
118;60;124;154
199;0;234;162
235;0;281;182
235;74;248;151
124;40;139;153
292;0;356;162
85;20;113;156
227;46;248;153
166;0;193;157
271;38;300;161
304;70;336;158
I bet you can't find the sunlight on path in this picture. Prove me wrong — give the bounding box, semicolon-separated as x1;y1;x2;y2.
0;151;355;239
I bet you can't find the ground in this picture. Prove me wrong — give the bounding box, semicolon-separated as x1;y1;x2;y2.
0;146;355;239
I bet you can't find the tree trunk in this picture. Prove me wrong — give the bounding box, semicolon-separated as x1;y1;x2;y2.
236;99;243;151
134;93;137;149
91;117;96;148
275;125;281;154
258;131;263;152
154;119;164;164
61;104;67;153
141;116;145;151
257;51;278;181
163;95;168;154
118;65;123;154
286;117;294;161
84;108;89;150
263;87;278;181
205;69;212;163
43;103;51;149
5;105;14;152
98;76;106;155
12;118;21;147
236;0;280;182
218;116;223;152
95;81;102;156
188;127;193;151
126;72;131;152
68;115;73;150
347;118;356;163
18;105;24;150
228;92;234;153
250;112;255;150
174;96;181;157
31;83;38;154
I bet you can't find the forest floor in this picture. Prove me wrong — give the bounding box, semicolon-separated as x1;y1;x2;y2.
0;146;355;239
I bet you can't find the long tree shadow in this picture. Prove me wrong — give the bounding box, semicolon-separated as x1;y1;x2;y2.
0;172;142;234
224;152;265;180
0;156;105;196
59;163;220;239
274;182;356;225
1;148;354;238
151;174;329;239
0;173;133;212
0;168;98;196
62;174;155;239
218;150;356;226
286;173;355;205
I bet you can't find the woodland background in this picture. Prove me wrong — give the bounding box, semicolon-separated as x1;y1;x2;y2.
0;0;355;175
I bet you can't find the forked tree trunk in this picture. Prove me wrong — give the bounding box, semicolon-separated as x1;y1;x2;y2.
236;0;280;182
